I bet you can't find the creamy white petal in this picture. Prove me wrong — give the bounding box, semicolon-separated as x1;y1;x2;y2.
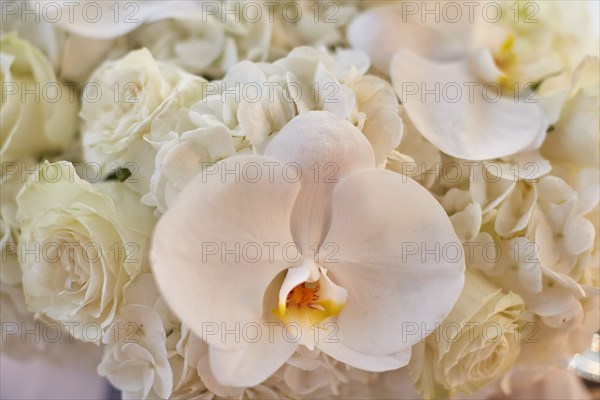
238;100;272;145
508;237;543;293
467;232;498;275
264;111;375;252
574;169;600;216
470;164;516;213
319;340;412;372
534;217;561;269
522;278;582;318
450;203;482;243
541;56;600;167
347;4;469;74
391;49;547;160
151;155;301;350
322;170;465;356
54;1;204;39
277;262;315;309
487;152;552;181
332;49;371;80
495;183;537;237
208;327;297;387
541;300;583;328
562;217;595;255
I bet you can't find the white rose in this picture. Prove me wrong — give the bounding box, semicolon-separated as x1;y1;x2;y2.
17;161;155;341
410;269;524;398
48;0;270;79
0;216;20;286
1;33;77;163
80;48;206;193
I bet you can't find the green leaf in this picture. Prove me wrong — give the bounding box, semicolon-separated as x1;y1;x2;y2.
105;168;132;183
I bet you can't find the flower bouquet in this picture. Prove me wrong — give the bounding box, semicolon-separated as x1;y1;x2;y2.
1;1;599;399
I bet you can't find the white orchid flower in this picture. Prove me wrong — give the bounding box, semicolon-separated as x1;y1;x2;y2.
151;111;465;387
348;4;548;161
347;4;471;75
390;49;548;161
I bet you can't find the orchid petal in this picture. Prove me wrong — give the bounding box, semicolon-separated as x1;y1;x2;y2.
278;264;313;308
151;155;300;350
391;49;547;160
208;328;297;387
318;340;412;372
322;170;465;356
347;5;469;74
264;112;375;253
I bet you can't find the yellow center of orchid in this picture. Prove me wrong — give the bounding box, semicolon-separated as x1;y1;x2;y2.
495;35;516;89
272;266;346;327
287;282;320;308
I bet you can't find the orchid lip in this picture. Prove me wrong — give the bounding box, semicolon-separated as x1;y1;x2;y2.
273;263;347;327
